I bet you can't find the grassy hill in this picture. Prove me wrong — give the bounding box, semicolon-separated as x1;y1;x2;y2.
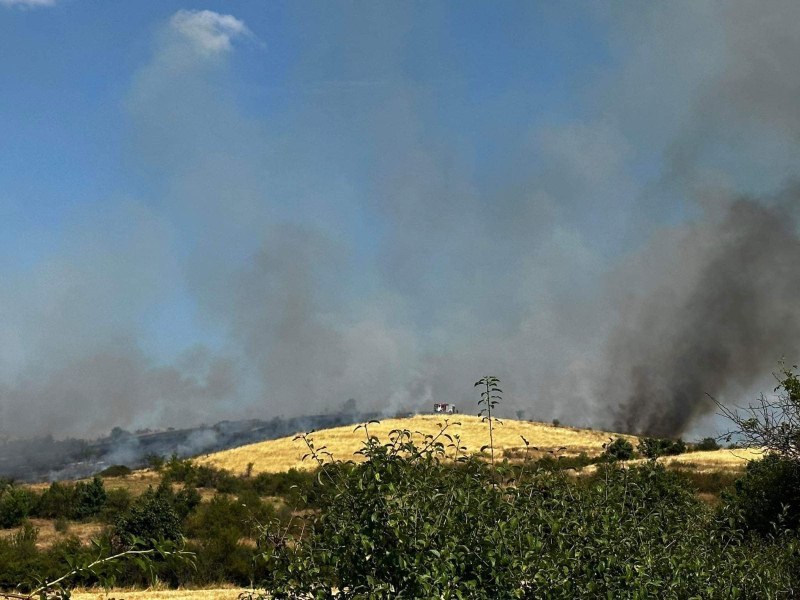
195;413;763;476
194;414;640;475
1;415;760;553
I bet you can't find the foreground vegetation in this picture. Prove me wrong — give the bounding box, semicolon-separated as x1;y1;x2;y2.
196;414;639;475
253;424;797;599
0;438;779;596
2;368;800;597
71;589;247;600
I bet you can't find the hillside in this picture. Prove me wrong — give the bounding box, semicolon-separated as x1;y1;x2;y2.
196;414;639;475
0;414;768;592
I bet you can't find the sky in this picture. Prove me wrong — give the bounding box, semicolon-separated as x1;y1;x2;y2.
1;1;799;439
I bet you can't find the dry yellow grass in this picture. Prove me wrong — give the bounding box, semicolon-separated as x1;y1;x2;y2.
25;471;162;497
23;471;223;503
72;588;249;600
197;415;638;475
100;471;163;495
0;519;104;549
655;447;764;472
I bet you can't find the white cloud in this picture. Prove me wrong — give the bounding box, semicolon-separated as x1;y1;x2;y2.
0;0;56;7
170;9;251;55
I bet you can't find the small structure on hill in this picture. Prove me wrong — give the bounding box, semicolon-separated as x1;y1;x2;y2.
433;403;457;414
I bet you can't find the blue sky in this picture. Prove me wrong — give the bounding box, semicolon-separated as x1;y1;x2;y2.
0;2;607;256
1;1;799;438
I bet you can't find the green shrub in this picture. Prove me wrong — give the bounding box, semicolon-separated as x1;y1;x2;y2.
145;453;166;471
674;468;738;496
603;437;635;461
101;487;133;522
98;464;132;477
725;453;800;535
257;427;800;598
638;436;687;459
0;486;36;528
34;481;74;519
161;455;195;483
173;486;201;520
72;476;107;519
187;495;244;540
695;437;721;452
113;485;183;548
32;477;108;521
54;518;70;534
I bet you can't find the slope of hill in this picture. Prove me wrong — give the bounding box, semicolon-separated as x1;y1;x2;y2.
0;412;380;482
196;415;638;475
636;447;763;471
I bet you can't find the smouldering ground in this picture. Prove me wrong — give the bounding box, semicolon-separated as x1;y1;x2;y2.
72;588;250;600
196;414;639;475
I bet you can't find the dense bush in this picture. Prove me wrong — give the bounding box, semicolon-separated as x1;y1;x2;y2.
101;487;134;522
184;492;278;585
33;477;108;521
160;455;316;507
251;468;316;502
72;476;107;519
725;453;800;536
712;363;800;549
0;485;36;527
509;452;599;472
0;460;310;590
603;437;635;461
695;437;722;452
35;482;73;519
112;483;183;548
638;437;687;459
98;464;132;477
258;429;800;598
0;523;99;591
674;468;739;497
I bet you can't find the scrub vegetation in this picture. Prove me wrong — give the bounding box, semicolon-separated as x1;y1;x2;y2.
1;372;799;598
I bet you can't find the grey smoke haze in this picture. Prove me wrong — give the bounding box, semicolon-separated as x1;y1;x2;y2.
1;3;799;441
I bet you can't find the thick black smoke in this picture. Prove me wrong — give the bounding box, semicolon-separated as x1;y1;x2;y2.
603;196;800;435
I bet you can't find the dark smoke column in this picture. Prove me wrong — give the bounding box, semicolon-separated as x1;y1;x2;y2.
603;196;800;436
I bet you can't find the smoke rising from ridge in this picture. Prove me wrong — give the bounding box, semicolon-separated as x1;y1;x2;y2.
602;196;800;435
1;4;799;441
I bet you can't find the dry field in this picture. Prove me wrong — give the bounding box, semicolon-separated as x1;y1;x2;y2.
652;447;763;472
0;518;104;549
24;470;220;503
196;415;638;475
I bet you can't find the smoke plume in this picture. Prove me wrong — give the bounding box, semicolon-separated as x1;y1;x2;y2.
603;196;800;435
1;3;800;442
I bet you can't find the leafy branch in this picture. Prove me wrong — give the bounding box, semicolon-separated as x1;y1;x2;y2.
476;375;503;468
7;540;194;600
714;363;800;460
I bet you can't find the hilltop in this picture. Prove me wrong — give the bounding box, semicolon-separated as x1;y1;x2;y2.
196;414;763;477
195;414;639;475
